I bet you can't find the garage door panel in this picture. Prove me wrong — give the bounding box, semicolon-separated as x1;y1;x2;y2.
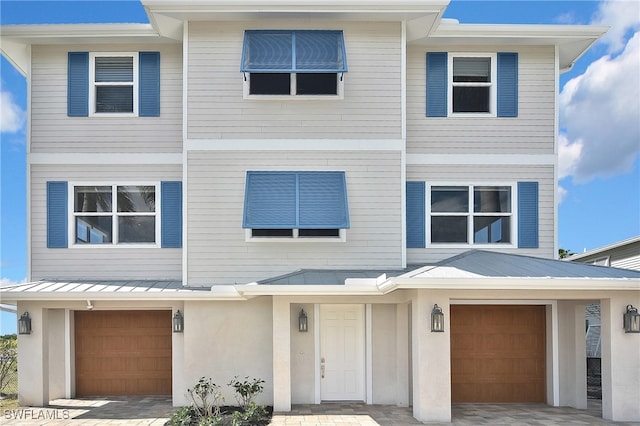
451;305;546;403
75;310;172;396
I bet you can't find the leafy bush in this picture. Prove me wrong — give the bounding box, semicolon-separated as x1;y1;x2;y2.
0;335;17;396
187;377;224;419
228;376;265;410
168;376;269;426
231;402;269;426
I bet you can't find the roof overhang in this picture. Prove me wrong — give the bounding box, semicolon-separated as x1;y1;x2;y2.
413;21;608;72
0;23;181;76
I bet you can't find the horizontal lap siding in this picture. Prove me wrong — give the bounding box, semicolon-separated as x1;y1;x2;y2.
30;44;182;153
407;45;556;155
186;151;402;285
187;21;401;140
406;164;555;263
31;165;182;280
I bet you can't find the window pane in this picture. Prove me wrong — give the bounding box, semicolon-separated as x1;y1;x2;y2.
453;86;490;113
474;186;511;213
296;73;337;95
95;57;133;82
74;186;112;212
298;229;340;237
453;57;490;82
76;216;112;244
431;216;468;243
252;229;293;238
96;86;133;113
431;187;468;213
249;73;291;95
117;186;155;212
474;216;511;243
118;216;155;243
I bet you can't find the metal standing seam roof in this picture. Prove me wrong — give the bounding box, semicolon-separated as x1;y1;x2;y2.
1;251;639;300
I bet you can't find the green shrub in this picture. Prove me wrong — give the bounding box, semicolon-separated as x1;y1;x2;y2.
168;405;196;426
188;377;224;419
228;376;264;410
231;402;269;426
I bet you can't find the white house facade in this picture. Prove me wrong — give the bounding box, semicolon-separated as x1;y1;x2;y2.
1;1;639;423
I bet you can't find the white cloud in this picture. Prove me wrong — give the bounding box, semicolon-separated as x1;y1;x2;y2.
0;90;25;134
557;185;568;204
559;30;640;183
0;277;26;287
592;0;640;53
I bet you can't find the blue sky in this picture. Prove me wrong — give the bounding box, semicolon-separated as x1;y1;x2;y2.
1;0;639;334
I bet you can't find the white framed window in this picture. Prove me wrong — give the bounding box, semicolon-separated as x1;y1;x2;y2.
245;228;346;242
427;183;515;246
243;72;344;99
89;52;138;116
449;53;497;116
70;183;159;247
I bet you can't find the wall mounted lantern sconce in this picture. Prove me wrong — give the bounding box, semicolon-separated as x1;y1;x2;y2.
431;304;444;332
18;312;32;335
298;309;308;332
623;305;640;333
173;310;184;333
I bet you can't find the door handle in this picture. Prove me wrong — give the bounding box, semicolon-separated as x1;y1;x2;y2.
321;357;325;379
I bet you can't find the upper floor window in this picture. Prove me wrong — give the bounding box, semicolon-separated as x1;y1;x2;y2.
451;55;495;114
241;30;347;98
68;51;160;117
426;52;518;118
430;185;512;244
46;181;182;249
90;53;138;115
242;171;349;241
73;184;157;245
406;181;538;249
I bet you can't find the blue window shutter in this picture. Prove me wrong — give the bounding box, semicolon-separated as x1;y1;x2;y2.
139;52;160;117
497;52;518;117
298;172;349;228
406;182;426;248
161;181;182;248
47;181;68;248
67;52;89;117
243;172;297;228
426;52;447;117
518;181;538;248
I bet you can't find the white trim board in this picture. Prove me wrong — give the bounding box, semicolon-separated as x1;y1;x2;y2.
29;153;182;165
407;154;556;165
186;139;404;151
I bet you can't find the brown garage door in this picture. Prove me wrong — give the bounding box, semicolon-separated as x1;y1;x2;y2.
451;305;546;403
75;310;172;396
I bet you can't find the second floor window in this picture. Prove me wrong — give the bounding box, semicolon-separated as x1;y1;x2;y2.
450;54;496;115
431;185;512;244
241;30;347;97
73;184;156;245
90;53;138;115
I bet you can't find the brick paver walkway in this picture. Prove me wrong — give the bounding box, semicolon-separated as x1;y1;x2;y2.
2;397;639;425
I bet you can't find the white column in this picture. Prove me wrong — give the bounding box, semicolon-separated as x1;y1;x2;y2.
272;297;291;412
17;303;49;406
412;291;451;422
557;301;587;409
396;302;410;406
601;295;640;421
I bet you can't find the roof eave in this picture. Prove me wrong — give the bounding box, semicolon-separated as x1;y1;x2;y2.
414;22;608;71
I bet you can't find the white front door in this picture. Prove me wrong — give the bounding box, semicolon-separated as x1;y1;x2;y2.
320;304;365;401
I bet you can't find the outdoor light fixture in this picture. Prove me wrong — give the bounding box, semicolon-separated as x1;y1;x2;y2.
431;304;444;332
173;310;184;333
623;305;640;333
298;309;308;332
18;312;32;335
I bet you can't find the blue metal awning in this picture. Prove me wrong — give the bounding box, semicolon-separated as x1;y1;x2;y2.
241;30;348;73
243;171;350;229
